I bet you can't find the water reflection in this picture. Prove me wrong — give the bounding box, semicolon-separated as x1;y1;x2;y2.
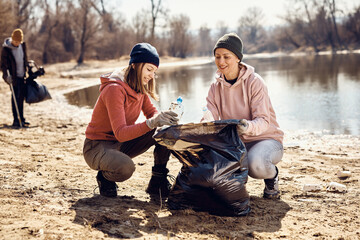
247;54;360;135
156;64;216;119
65;84;100;108
65;54;360;135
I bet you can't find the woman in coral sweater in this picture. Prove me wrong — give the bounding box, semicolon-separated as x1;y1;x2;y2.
83;43;178;198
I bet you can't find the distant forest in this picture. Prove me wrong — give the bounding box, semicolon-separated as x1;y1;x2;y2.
1;0;359;65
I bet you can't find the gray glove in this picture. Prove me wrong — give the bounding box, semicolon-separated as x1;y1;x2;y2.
5;75;13;85
146;110;179;129
237;119;249;135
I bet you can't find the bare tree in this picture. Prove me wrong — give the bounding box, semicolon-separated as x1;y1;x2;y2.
89;0;132;59
196;25;213;56
278;1;307;50
276;24;302;50
237;7;265;44
149;0;167;41
326;0;345;49
345;6;360;43
133;10;151;42
216;21;229;39
167;14;192;58
0;0;17;40
91;0;117;32
289;0;342;52
1;0;358;63
11;0;35;29
39;0;60;64
60;1;76;55
280;0;325;52
73;0;100;64
303;0;322;52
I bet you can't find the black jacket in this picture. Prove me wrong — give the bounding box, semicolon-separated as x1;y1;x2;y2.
1;39;28;83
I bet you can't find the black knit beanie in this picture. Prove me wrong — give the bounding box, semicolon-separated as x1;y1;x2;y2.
213;33;243;61
129;43;160;67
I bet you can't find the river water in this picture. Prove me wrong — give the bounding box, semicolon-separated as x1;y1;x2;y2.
65;53;360;135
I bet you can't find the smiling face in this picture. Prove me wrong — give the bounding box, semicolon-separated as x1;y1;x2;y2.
140;63;158;85
214;48;240;80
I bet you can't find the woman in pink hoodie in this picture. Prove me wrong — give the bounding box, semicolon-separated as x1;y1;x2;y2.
83;43;178;198
205;33;284;199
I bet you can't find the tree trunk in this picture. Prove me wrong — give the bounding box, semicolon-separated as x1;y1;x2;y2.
77;4;89;64
329;0;344;50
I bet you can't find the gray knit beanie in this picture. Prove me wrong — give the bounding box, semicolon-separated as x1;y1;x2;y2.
213;33;243;61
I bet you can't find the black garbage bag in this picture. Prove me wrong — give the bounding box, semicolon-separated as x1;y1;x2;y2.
25;79;52;104
153;120;250;216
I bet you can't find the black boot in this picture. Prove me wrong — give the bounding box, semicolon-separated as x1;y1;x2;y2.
96;171;118;198
146;167;172;198
12;120;21;128
263;166;280;199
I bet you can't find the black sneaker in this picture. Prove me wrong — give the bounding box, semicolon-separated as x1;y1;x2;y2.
12;120;30;128
96;171;118;197
22;121;30;127
146;167;173;198
263;166;280;199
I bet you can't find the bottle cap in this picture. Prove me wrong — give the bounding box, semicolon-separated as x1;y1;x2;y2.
177;96;183;103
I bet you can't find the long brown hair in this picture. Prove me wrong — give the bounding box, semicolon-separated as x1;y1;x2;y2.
124;63;159;101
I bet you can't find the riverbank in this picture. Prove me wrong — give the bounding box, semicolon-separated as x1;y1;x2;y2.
0;58;359;239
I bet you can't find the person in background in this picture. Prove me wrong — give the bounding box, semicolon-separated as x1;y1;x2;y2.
83;43;179;198
204;33;284;199
1;28;29;128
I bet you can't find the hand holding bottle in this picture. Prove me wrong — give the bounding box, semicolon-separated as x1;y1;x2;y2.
146;111;179;129
169;96;184;120
200;106;214;122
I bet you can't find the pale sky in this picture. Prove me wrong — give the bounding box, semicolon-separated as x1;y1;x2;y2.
113;0;359;30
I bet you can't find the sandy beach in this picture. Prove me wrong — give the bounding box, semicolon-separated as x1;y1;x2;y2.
0;58;359;240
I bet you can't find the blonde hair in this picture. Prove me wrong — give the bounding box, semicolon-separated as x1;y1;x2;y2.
11;28;23;42
124;63;159;101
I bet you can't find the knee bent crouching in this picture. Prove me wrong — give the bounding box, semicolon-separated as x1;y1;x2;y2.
108;162;136;182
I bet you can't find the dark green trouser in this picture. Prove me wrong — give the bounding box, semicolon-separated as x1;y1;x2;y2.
83;129;170;182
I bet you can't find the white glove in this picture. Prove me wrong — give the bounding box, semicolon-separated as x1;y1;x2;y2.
146;110;179;129
237;119;249;135
5;75;13;85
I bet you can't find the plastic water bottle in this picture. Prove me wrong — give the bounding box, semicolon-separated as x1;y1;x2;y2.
303;184;322;192
337;170;351;179
201;106;214;122
169;96;184;120
327;182;347;193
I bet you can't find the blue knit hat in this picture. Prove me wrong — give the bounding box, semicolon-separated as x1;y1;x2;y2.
129;43;160;67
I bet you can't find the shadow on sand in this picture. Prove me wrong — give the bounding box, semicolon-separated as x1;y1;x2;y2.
0;123;38;129
70;194;290;239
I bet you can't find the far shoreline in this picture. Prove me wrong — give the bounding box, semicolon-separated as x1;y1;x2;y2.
51;48;360;79
45;51;360;137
